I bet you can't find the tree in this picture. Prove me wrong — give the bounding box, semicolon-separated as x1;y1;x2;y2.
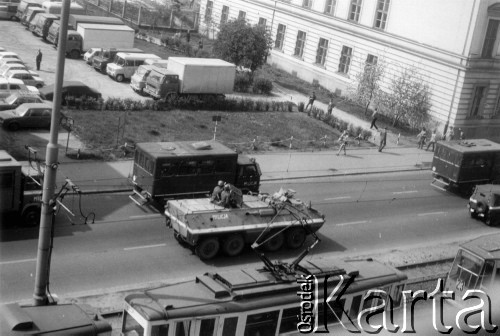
213;18;272;78
380;65;432;129
347;58;386;115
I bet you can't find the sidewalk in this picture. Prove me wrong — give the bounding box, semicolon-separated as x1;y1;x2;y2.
21;145;434;193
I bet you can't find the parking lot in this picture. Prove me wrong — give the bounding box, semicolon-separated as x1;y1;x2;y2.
0;20;150;101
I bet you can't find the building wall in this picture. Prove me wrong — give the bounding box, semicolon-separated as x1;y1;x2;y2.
200;0;500;141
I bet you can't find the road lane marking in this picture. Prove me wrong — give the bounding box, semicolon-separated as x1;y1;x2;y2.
124;243;166;251
392;190;418;195
0;258;36;265
336;220;368;227
325;196;352;200
417;211;447;216
129;214;162;219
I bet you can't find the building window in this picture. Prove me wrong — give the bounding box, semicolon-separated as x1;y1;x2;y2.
366;54;378;66
238;10;246;20
324;0;336;15
481;19;500;58
374;0;390;30
349;0;363;22
470;86;487;117
258;17;267;27
204;0;213;22
220;5;229;25
294;30;307;58
315;38;328;65
275;24;286;50
338;46;353;74
302;0;312;9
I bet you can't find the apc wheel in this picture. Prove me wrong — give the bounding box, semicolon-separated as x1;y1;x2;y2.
22;207;40;227
116;74;124;82
8;122;20;131
484;212;496;227
222;234;245;257
264;232;284;252
470;211;478;219
286;227;306;249
195;237;220;260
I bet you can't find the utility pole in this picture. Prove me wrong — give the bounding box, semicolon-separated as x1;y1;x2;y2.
33;0;71;306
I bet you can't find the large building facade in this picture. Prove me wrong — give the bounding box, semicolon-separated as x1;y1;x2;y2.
200;0;500;140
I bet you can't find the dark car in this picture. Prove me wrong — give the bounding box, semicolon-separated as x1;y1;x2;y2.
0;92;45;111
468;184;500;226
0;103;62;131
38;81;102;102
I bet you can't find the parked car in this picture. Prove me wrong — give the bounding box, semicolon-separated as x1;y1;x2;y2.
0;58;26;67
0;64;38;78
83;47;103;65
0;103;60;131
39;81;101;101
0;78;39;98
3;69;44;88
0;92;45;111
468;184;500;226
0;52;21;63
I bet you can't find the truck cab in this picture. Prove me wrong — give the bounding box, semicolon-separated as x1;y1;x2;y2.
63;30;83;59
92;48;144;73
143;67;179;99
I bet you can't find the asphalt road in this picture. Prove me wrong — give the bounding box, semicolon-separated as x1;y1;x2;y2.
1;171;498;303
0;20;150;100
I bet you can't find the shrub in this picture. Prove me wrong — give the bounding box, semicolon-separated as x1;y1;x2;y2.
252;77;273;95
288;102;294;112
254;100;264;112
361;129;373;140
234;72;251;92
298;102;305;112
195;49;211;58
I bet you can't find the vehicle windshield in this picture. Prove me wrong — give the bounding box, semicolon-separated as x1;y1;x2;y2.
136;67;149;77
5;94;18;104
15;105;29;116
448;249;484;290
122;310;144;335
115;56;125;66
148;72;163;84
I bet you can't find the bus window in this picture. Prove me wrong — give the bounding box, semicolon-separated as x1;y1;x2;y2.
244;310;279;336
239;165;257;177
449;250;483;290
279;307;300;332
479;261;495;290
318;298;345;326
178;160;197;175
151;324;169;336
199;318;216;336
199;160;215;175
144;157;153;174
175;320;191;336
215;160;232;173
122;311;144;335
221;317;238;336
160;162;177;177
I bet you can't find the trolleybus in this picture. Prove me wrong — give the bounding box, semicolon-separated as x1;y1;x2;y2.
120;258;407;335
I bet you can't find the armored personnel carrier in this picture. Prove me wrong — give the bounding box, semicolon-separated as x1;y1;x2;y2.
165;188;326;260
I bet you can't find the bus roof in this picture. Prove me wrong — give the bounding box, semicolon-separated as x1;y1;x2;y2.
437;139;500;154
461;234;500;260
136;141;237;159
125;258;407;321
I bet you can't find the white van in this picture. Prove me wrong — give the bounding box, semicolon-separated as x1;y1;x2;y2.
106;53;160;82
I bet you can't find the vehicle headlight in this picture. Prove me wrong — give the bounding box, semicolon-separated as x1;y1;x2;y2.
432;166;436;172
133;175;136;182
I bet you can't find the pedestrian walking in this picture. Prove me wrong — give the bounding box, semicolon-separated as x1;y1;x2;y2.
337;130;349;156
378;127;387;152
417;128;427;149
370;108;379;130
327;98;335;115
458;128;465;140
36;49;42;71
198;39;204;49
305;91;316;112
426;130;437;151
186;29;191;43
